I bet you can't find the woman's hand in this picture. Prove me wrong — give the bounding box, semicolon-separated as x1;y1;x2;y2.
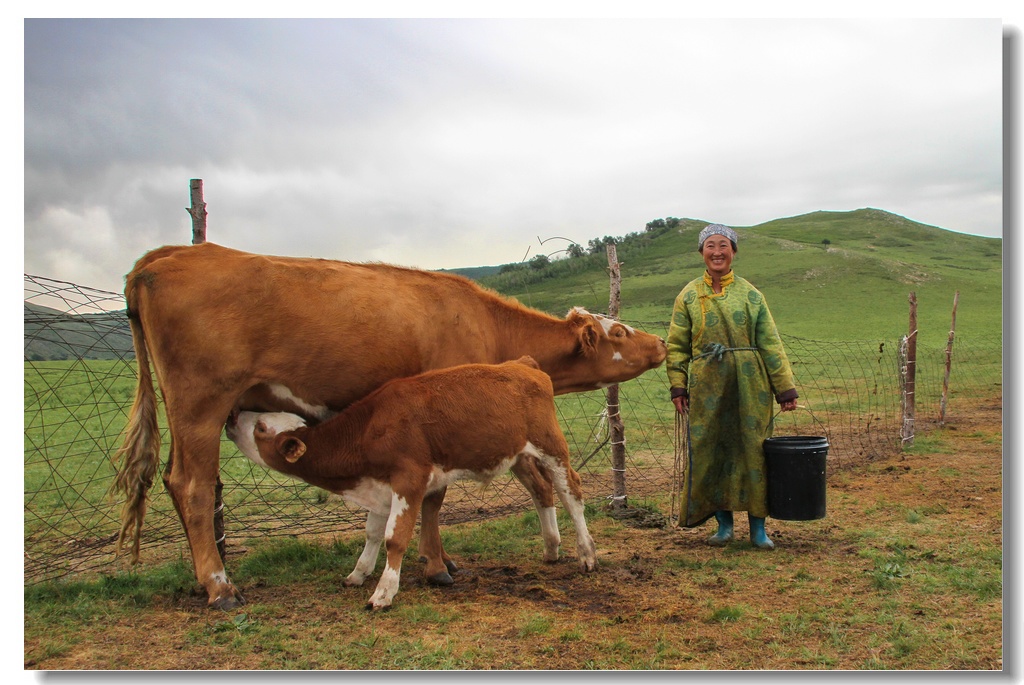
779;399;798;412
673;396;689;415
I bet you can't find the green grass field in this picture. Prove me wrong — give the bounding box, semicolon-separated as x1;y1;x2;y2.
24;335;1000;578
481;209;1002;349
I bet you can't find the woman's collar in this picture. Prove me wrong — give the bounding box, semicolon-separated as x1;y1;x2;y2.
703;270;735;289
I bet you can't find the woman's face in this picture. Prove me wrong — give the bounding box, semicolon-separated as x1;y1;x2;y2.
701;235;735;278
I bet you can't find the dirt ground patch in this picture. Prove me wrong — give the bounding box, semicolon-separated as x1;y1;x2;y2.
25;398;1003;671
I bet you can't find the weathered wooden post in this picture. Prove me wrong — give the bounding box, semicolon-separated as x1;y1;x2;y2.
900;292;918;448
186;178;221;557
605;243;626;510
188;179;207;245
939;291;960;425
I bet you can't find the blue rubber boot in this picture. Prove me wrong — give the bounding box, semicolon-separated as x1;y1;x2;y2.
707;510;734;546
749;515;775;550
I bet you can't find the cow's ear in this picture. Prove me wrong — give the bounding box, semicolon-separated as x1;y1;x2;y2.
278;436;307;463
577;321;599;357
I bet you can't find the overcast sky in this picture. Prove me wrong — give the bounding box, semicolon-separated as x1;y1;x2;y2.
22;15;1009;295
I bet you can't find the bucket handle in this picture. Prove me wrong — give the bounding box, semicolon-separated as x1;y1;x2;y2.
769;404;828;437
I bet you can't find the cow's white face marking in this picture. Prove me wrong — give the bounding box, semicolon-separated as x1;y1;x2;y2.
612;351;624;362
595;316;616;336
570;307;635;336
268;383;334;421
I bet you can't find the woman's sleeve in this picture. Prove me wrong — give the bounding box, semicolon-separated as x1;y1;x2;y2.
754;294;798;402
666;290;693;391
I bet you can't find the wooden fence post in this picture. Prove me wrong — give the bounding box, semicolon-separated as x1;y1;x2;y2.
188;179;208;245
939;291;960;425
186;178;221;557
901;292;918;448
605;243;626;510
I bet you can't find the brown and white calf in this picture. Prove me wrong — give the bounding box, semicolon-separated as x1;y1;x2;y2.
225;356;598;610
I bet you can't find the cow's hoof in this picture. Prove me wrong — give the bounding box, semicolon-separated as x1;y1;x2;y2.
427;571;455;586
419;558;459;575
365;601;392;612
209;592;246;611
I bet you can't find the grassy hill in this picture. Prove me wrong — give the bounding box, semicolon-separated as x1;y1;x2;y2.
24;302;132;361
437;265;504;280
476;209;1002;348
24;209;1001;360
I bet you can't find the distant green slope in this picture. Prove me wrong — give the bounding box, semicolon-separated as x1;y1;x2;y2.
23;209;1001;360
437;265;504;280
24;302;133;361
478;209;1002;347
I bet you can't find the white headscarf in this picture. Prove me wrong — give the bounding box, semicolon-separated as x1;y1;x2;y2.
698;223;738;251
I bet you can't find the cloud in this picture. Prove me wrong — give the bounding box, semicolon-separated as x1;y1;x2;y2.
23;17;1005;295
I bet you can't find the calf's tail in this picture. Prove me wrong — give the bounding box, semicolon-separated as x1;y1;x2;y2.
110;307;161;564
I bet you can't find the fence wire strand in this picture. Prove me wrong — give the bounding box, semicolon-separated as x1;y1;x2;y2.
23;275;1002;583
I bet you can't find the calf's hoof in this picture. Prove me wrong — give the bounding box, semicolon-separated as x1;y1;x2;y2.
365;600;392;612
343;574;366;587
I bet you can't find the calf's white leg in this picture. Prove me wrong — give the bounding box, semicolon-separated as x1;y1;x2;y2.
538;455;598;572
537;507;561;562
366;490;421;611
511;456;561;562
345;510;387;587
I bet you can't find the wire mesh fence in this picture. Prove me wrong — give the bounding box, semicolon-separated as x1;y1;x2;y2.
24;274;1002;584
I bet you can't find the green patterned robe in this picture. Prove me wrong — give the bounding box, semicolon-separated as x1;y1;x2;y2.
666;271;798;526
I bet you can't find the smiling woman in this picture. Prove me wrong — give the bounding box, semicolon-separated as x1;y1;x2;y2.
698;226;736;283
666;223;800;551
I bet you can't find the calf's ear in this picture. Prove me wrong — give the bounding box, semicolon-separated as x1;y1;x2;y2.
277;436;307;463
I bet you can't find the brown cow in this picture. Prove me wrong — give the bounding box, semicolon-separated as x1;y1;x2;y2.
113;242;665;609
226;356;597;610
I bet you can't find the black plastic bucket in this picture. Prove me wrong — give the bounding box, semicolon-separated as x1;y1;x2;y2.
764;435;828;520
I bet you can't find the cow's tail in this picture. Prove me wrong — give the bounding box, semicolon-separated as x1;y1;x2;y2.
110;294;161;564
